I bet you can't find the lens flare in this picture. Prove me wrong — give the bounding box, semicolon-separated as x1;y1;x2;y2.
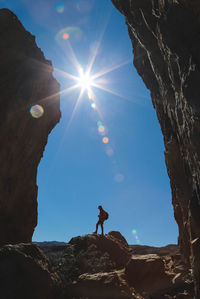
62;33;69;40
114;173;124;183
97;121;103;127
30;105;44;118
55;3;64;13
106;146;114;157
98;125;105;134
78;65;84;75
91;103;96;109
56;26;83;43
102;137;109;144
88;90;93;100
132;229;141;244
53;21;135;161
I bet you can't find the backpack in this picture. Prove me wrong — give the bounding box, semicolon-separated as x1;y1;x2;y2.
104;211;109;220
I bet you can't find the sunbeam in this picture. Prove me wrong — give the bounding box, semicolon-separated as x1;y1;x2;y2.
63;39;81;72
54;88;84;159
64;88;84;132
54;67;79;81
87;11;111;75
51;10;146;137
37;84;79;108
92;82;139;104
92;59;132;80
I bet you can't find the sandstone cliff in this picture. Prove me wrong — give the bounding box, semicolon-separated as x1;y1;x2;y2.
111;0;200;297
0;9;61;244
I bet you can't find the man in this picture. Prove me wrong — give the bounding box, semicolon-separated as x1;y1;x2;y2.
94;205;108;236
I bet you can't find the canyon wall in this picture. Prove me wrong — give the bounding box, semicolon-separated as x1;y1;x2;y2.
0;9;61;244
111;0;200;296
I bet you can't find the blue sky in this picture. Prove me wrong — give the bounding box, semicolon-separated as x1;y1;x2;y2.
2;0;178;246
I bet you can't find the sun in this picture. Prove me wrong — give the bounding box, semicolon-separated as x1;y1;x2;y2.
77;67;93;90
53;36;131;124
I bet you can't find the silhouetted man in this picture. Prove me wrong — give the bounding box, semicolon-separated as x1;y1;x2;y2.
94;205;108;236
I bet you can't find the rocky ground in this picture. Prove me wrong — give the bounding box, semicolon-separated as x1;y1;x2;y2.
34;231;193;299
0;231;194;298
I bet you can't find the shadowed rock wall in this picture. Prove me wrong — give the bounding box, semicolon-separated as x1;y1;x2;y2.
0;243;62;299
0;9;61;244
111;0;200;297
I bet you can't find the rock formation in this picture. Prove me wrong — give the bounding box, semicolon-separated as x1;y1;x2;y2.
0;9;61;244
53;232;132;298
0;232;191;298
71;271;134;299
0;243;62;299
42;232;193;298
110;0;200;297
126;254;173;295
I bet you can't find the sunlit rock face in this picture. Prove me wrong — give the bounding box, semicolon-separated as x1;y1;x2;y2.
0;9;61;244
111;0;200;296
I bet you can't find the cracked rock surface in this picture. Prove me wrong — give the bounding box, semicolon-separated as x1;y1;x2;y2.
111;0;200;297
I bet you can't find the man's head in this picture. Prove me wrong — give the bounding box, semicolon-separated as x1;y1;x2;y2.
98;205;102;210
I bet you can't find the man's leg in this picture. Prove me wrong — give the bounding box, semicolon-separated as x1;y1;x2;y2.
100;221;104;235
95;220;100;234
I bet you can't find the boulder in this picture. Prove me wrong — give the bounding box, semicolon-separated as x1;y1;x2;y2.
70;271;136;299
69;232;132;268
108;231;129;247
0;243;62;299
125;254;172;294
53;232;132;297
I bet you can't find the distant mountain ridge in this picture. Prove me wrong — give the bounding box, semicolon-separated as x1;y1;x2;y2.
34;241;66;247
35;241;178;256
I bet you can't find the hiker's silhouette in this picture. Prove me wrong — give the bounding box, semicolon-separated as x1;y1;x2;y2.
94;205;108;236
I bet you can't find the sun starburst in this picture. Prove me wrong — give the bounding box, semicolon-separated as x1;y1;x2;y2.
76;66;94;91
52;28;134;135
55;52;130;111
41;26;137;181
